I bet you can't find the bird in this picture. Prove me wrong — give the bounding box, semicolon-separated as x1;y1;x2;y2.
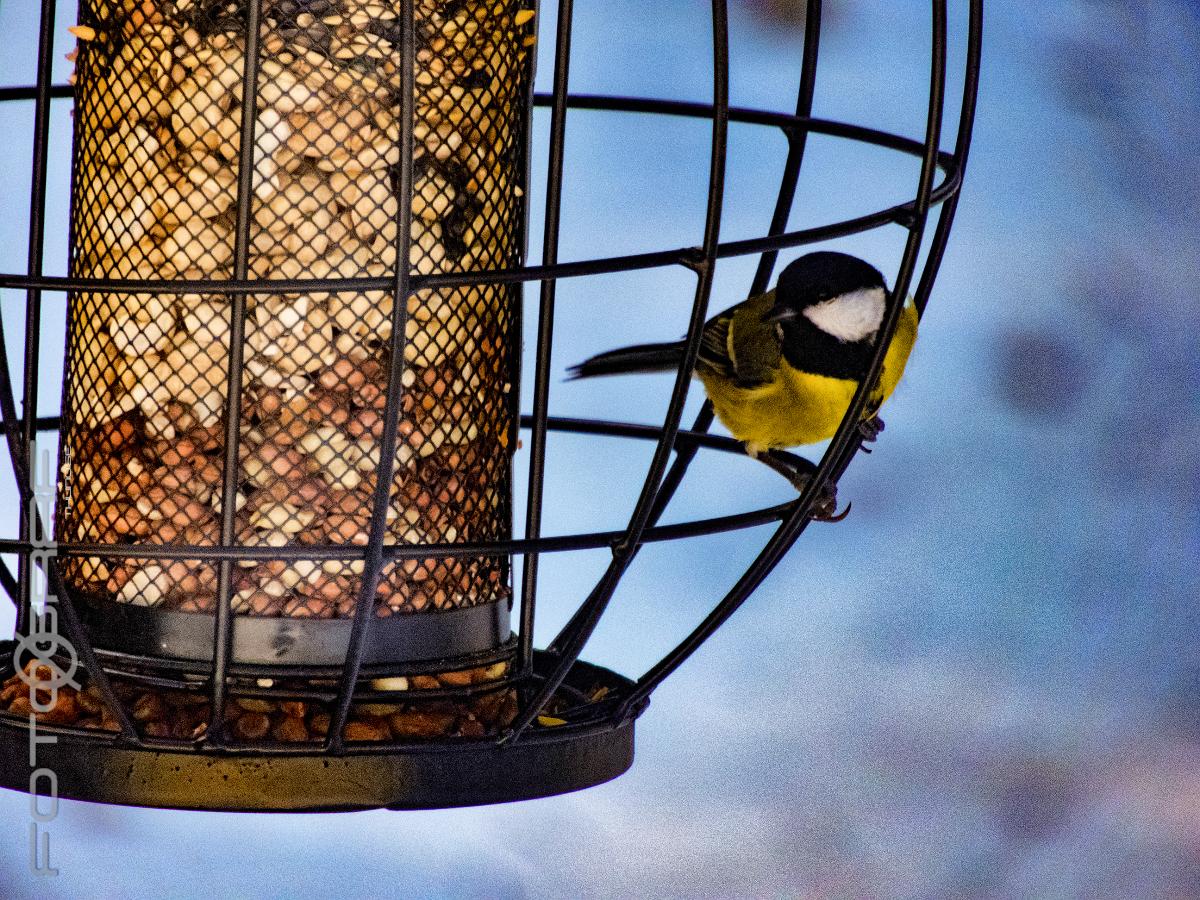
567;251;918;517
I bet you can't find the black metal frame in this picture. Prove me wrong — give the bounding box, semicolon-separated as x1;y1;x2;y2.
0;0;982;809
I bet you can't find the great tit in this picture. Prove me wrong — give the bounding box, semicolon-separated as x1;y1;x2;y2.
568;251;918;508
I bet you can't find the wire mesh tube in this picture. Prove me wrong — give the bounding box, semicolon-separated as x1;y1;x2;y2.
58;0;531;624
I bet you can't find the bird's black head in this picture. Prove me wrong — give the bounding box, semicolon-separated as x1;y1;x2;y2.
775;251;886;312
766;252;890;379
768;252;889;346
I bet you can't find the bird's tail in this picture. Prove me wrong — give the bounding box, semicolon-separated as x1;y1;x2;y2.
567;341;686;380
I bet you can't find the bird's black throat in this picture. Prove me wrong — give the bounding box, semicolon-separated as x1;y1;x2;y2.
779;317;878;381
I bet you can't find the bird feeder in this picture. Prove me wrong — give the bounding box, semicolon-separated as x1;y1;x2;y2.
0;0;981;811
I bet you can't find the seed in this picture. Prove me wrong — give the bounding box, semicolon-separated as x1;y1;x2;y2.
235;698;275;714
234;712;271;741
133;692;165;722
370;677;409;692
119;564;170;606
343;720;388;742
273;717;309;742
250;501;314;533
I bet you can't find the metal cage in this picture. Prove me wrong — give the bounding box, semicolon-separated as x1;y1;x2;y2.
0;0;982;811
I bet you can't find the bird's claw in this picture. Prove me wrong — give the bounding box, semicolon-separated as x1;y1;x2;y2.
804;480;851;523
856;415;884;452
857;396;885;449
859;413;884;442
757;449;851;523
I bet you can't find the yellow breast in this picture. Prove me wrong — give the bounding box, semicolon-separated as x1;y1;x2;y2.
699;300;918;451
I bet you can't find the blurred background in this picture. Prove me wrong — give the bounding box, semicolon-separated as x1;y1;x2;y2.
0;1;1197;897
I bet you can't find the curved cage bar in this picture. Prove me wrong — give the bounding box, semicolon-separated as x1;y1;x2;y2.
0;0;982;810
0;103;966;295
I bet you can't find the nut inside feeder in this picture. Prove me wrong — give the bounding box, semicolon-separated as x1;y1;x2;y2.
58;0;530;622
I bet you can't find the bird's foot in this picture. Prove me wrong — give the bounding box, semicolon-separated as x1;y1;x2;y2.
755;449;851;522
804;479;851;522
856;405;885;452
859;415;885;442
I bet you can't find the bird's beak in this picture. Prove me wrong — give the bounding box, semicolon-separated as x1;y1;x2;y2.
764;306;799;324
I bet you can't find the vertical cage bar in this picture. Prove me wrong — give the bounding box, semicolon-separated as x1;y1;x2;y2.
325;0;416;754
504;0;732;743
647;0;823;527
799;0;945;519
914;0;982;318
14;0;59;637
517;0;576;679
206;0;264;747
0;561;18;604
747;0;822;298
0;339;29;545
617;0;961;716
822;0;946;491
895;0;947;262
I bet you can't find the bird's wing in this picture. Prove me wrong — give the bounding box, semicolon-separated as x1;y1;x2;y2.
695;312;735;379
721;291;782;389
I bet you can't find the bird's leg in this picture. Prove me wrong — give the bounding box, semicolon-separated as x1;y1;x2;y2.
752;447;850;522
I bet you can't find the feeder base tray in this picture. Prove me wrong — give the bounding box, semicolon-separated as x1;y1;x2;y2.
0;658;637;812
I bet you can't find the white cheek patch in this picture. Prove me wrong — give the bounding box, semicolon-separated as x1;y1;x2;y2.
801;286;886;343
